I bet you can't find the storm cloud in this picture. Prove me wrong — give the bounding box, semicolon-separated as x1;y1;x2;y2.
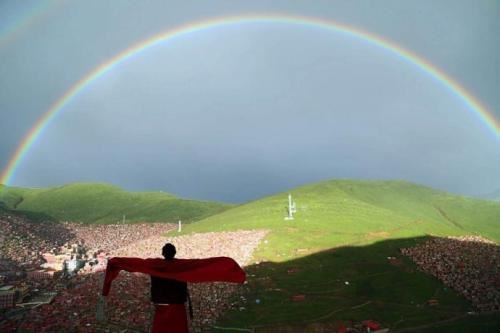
1;1;499;202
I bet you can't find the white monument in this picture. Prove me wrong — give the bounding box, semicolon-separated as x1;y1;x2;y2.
178;220;182;232
284;193;296;220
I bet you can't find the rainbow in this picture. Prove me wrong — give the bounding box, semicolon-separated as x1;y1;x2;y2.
0;0;62;49
1;14;499;186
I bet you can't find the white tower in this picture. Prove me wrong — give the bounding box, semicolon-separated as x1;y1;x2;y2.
284;193;296;220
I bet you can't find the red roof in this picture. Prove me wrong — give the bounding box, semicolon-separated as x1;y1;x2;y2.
362;320;381;329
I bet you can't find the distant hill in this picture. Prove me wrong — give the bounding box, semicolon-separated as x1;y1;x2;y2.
180;179;500;259
0;183;231;224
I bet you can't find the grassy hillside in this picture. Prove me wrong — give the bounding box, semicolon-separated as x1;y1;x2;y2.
179;180;500;260
0;183;231;224
174;179;500;332
221;238;500;333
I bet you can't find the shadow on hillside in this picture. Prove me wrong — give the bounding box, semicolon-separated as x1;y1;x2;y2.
0;209;78;267
221;235;500;333
0;201;57;223
0;202;78;251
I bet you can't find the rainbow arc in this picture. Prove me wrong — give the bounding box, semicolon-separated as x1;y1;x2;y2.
1;14;498;186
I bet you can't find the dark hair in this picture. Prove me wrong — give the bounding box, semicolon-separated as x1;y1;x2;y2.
162;243;176;260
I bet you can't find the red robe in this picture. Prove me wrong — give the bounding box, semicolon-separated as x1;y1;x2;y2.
102;257;246;333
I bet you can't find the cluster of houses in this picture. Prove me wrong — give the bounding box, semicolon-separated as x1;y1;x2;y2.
0;243;106;313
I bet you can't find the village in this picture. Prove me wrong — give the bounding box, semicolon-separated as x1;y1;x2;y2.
0;212;269;332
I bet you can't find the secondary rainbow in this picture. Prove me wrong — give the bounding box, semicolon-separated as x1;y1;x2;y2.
0;0;61;48
2;14;499;186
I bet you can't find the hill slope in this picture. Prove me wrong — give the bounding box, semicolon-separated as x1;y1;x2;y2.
176;180;500;332
180;179;500;260
0;183;231;224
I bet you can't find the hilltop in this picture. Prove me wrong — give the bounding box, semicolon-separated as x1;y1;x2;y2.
0;182;231;224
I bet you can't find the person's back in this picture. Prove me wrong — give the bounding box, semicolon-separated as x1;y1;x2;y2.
150;243;190;333
101;243;246;333
150;274;187;304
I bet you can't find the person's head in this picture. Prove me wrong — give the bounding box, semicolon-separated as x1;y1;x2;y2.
162;243;176;260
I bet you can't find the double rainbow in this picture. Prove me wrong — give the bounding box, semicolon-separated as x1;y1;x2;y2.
1;14;498;186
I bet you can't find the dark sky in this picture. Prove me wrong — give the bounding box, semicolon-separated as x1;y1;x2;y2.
1;0;499;202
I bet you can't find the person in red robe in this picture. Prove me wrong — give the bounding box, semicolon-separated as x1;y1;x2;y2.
101;243;246;333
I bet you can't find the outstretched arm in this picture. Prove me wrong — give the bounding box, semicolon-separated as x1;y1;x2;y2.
102;257;150;296
102;256;246;296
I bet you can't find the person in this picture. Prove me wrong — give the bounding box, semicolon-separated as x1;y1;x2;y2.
62;259;68;278
101;243;246;333
149;243;192;332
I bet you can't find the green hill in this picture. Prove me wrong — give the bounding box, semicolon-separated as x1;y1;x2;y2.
175;179;500;332
0;183;231;224
179;179;500;260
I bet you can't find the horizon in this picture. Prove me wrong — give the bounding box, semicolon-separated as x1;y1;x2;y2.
1;177;498;204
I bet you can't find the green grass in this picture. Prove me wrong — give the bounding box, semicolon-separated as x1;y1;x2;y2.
0;183;231;224
219;238;476;332
179;180;499;260
172;179;500;332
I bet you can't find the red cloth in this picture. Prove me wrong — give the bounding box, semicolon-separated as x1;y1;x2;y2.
152;304;188;333
102;256;246;296
103;257;245;332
